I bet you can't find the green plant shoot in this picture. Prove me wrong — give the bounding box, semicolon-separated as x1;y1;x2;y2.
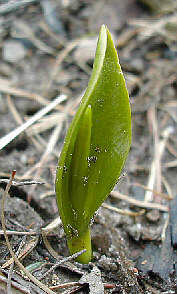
55;25;131;263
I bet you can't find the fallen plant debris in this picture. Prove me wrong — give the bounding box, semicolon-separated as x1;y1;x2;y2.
0;0;177;293
0;179;44;186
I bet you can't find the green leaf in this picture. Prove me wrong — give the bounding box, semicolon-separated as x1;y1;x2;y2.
55;25;131;263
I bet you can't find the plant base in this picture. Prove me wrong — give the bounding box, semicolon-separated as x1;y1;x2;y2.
67;229;92;263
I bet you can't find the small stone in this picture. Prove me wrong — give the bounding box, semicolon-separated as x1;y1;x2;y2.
2;40;27;63
146;209;160;223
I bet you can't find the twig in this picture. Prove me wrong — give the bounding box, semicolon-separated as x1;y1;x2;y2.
0;170;56;294
0;94;66;150
39;250;86;281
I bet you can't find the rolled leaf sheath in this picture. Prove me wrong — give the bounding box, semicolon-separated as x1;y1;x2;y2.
67;106;92;263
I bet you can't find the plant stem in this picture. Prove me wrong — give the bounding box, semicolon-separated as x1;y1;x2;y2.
67;229;92;263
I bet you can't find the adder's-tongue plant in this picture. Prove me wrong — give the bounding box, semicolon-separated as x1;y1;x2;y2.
55;25;131;263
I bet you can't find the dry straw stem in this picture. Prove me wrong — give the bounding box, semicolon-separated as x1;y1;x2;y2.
0;274;30;294
12;19;55;55
2;236;39;269
39;249;86;281
50;281;115;291
0;79;67;112
129;13;177;44
0;171;56;294
110;191;168;212
41;217;62;260
145;108;174;202
27;123;64;198
43;39;80;95
7;94;57;154
7;236;26;294
8;93;66;136
132;182;172;200
0;0;37;15
7;94;47;152
102;203;145;216
0;179;44;186
0;94;66;150
0;230;36;236
7;94;23;125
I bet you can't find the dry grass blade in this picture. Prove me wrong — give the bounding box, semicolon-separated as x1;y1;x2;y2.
7;94;23;125
129;13;177;43
1;83;49;105
0;230;36;236
102;203;145;216
50;282;81;290
40;190;55;199
12;19;55;55
0;82;67;111
27;113;65;136
0;94;66;150
7;236;26;294
162;176;173;199
42;230;60;260
0;275;30;294
146;106;161;202
164;159;177;168
0;170;56;294
0;0;37;15
42;217;62;232
25;123;63;201
145;106;174;202
7;94;54;152
132;182;172;200
2;236;39;269
39;250;86;281
41;217;62;260
43;39;80;95
110;191;168;212
0;179;44;186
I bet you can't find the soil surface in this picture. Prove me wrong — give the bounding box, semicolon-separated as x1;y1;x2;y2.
0;1;177;293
